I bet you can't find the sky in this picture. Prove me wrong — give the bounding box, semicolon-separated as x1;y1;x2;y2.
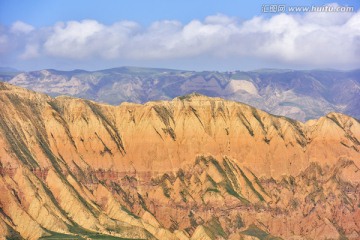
0;0;359;71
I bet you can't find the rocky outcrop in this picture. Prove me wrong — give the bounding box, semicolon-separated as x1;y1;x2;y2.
0;82;359;239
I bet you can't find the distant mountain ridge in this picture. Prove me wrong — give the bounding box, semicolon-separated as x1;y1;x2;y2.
5;66;360;121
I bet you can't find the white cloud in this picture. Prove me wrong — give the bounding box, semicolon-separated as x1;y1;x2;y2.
2;6;360;69
20;43;40;59
0;34;9;53
11;21;34;34
43;20;140;59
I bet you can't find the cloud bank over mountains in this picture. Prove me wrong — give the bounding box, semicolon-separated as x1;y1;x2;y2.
1;6;360;70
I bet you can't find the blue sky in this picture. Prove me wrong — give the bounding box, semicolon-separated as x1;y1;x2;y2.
0;0;359;71
1;0;359;27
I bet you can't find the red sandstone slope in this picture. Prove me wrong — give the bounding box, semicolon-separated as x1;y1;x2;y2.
0;82;359;240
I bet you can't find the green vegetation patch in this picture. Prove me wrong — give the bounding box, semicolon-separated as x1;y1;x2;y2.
251;108;266;133
237;112;254;136
40;232;144;240
121;205;140;219
241;224;283;240
205;217;227;238
85;101;126;154
236;165;265;201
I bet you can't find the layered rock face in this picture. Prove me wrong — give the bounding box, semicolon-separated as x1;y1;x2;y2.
0;82;359;240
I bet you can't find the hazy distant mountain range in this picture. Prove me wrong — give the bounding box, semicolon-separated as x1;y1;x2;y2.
2;67;359;121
